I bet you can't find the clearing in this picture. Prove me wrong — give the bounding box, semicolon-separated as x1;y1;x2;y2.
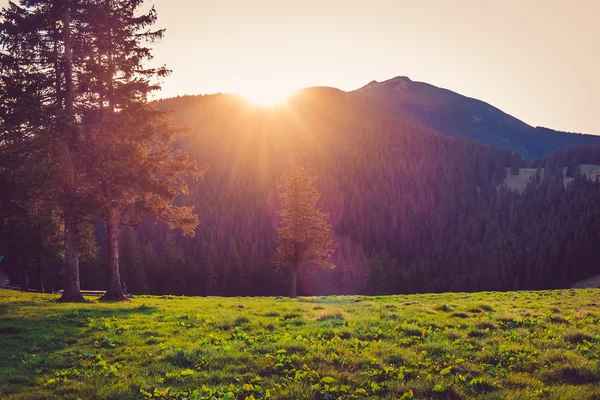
502;164;600;193
1;289;600;399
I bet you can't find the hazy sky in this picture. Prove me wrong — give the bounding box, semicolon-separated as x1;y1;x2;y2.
2;0;599;133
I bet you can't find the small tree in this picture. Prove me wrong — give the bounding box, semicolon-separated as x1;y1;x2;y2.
276;155;334;297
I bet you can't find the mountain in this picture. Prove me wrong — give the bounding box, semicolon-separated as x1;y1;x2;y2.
71;90;600;296
353;76;600;158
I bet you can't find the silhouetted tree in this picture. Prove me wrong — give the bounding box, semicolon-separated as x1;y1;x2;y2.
0;0;94;301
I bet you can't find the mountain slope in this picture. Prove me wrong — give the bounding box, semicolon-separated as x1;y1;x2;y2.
352;76;600;158
72;91;600;296
8;88;599;296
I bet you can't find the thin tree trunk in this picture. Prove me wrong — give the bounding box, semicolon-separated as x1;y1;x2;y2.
21;264;29;292
63;8;74;121
58;8;84;303
38;251;45;293
290;266;298;298
99;6;125;301
60;212;84;301
102;207;126;301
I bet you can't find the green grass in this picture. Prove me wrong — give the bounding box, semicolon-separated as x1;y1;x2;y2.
1;289;600;399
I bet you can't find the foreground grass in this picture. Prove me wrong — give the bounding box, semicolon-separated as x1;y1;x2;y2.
1;289;600;399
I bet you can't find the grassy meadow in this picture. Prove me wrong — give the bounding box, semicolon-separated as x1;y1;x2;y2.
1;289;600;399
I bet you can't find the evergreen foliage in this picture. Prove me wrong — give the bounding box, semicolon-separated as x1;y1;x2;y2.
0;0;202;300
276;154;334;297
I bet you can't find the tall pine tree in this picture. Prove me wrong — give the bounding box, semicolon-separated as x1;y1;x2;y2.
77;0;206;300
0;0;93;301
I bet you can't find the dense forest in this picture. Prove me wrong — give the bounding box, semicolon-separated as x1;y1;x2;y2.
4;88;600;297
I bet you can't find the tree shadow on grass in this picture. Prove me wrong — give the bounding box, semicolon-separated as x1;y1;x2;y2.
93;305;158;316
0;314;83;396
2;299;157;313
0;301;158;398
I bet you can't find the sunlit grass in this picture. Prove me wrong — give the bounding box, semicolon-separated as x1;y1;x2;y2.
1;289;599;399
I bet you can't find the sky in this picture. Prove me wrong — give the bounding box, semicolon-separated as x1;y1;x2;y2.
1;0;599;133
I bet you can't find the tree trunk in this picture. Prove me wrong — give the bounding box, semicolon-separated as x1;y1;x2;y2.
59;212;84;302
290;266;298;298
38;251;45;293
63;8;74;121
57;8;84;303
21;264;29;292
101;207;126;301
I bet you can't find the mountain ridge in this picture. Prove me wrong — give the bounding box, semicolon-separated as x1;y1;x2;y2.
349;76;600;157
161;76;599;158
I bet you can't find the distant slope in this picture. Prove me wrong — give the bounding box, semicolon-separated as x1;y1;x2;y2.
352;76;600;158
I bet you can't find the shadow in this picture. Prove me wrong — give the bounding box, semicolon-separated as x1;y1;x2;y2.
94;305;158;316
0;314;83;395
0;300;158;397
0;326;23;335
2;298;157;314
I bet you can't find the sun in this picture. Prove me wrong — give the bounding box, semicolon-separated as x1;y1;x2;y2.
236;85;293;107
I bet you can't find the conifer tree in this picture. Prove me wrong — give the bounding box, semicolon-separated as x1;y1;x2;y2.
0;0;92;301
77;0;206;300
276;154;334;297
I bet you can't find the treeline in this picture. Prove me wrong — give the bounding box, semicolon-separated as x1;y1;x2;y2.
0;0;201;300
532;146;600;169
72;93;600;296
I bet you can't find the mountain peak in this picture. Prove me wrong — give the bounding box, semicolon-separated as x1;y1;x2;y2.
356;76;413;92
384;76;412;83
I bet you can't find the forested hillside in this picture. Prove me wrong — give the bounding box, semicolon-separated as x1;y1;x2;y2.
3;90;600;296
85;92;600;295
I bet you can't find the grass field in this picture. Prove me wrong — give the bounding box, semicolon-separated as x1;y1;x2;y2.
1;289;600;399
